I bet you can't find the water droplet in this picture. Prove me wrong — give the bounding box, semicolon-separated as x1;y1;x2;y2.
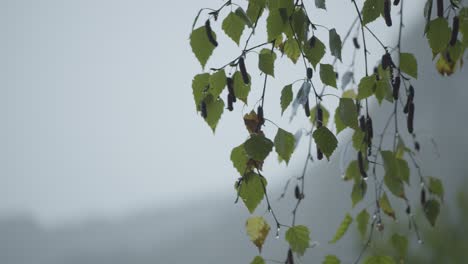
268;207;272;213
363;176;369;182
276;234;280;239
420;182;425;187
372;214;377;220
418;239;424;244
341;174;345;179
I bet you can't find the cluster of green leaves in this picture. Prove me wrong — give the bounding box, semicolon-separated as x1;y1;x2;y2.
189;0;453;263
423;1;468;75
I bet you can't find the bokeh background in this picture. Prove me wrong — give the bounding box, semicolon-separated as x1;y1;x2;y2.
1;0;467;263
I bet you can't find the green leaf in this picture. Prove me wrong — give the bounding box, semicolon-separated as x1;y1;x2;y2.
233;71;251;104
192;73;210;111
231;143;249;175
284;38;301;64
428;176;444;200
351;180;367;208
342;89;357;99
310;105;330;127
329;213;353;244
258;48;277;76
356;209;370;239
313;126;338;160
334;109;347;134
222;12;246;45
338;98;358;129
362;255;396;264
344;160;360;181
315;0;326;10
329;28;342;61
375;79;389;104
267;9;286;41
322;255;340;264
246;216;270;251
204;96;225;132
291;8;308;42
397;158;410;184
235;7;253;28
247;1;265;23
362;0;384;25
391;233;408;259
281;84;293;115
352;130;366;153
400;53;418;79
285;225;310;256
357;75;376;100
424;199;440;226
190;26;217;69
209;70;227;98
237;172;267;213
250;256;266;264
274;128;295;164
320;64;337;88
379;192;396;220
304;36;326;68
244;134;274;161
384;173;405;198
427;18;451;54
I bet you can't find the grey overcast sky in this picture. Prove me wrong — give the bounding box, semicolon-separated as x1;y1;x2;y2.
1;0;424;225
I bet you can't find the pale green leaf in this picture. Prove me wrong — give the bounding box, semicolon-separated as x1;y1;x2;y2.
246;216;270;251
204;96;224;132
259;48;277;76
231;143;249;175
320;63;337;88
424;199;440;226
356;209;370;239
357;75;376;100
391;233;408;259
284;38;301;64
379;192;396;220
329;29;342;61
235;7;253;28
313;126;338;160
427;18;451;54
338;98;358;129
237;172;267;213
323;255;340;264
190;26;217;69
400;53;418;79
362;0;384;25
281;84;293;115
244;134;274;161
428;176;444;200
222;12;246;45
285;225;310;256
274;128;295;164
304;36;326;68
192;73;210;111
334;109;347;134
351;180;367;208
329;213;353;244
267;9;286;41
250;256;266;264
233;71;251;104
209;70;226;98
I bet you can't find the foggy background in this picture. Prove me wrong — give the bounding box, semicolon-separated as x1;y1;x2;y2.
1;0;467;263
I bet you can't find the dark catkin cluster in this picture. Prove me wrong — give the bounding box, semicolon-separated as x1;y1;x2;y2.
226;77;236;111
403;85;414;113
201;101;208;119
316;105;323;160
205;20;218;47
393;0;400;5
405;85;415;134
407;102;414;134
366;115;373;155
384;0;392;27
294;185;301;200
358;151;367;179
309;36;317;48
304;99;310;117
450;16;460;46
238;57;250;84
352;37;360;49
307;67;313;80
256;105;265;132
392;76;401;100
437;0;444;18
420;187;427;206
